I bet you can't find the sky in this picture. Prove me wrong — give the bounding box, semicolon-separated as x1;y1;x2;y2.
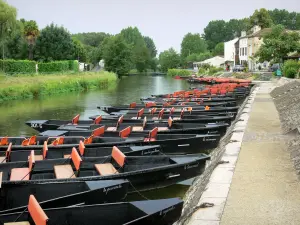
6;0;300;53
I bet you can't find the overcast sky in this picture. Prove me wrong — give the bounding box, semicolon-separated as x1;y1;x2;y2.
6;0;300;53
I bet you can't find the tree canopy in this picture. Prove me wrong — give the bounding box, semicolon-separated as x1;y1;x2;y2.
255;25;300;63
213;42;224;56
143;36;157;58
34;23;75;62
159;48;181;72
250;8;273;29
0;0;17;44
102;35;133;75
71;32;110;48
23;20;39;60
181;33;207;60
269;9;300;30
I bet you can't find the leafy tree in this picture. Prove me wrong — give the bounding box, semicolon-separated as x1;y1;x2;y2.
120;27;144;46
269;9;300;30
213;42;224;56
34;23;75;62
0;0;17;44
72;32;110;47
225;18;250;39
186;52;212;63
133;40;151;72
255;25;300;63
181;33;207;59
158;48;181;72
203;20;227;50
149;57;158;71
4;20;27;59
72;37;87;62
250;8;273;29
23;20;39;60
102;35;133;75
143;36;157;58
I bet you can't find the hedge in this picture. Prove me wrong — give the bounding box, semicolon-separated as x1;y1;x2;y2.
68;60;79;72
0;60;36;74
167;69;192;76
38;61;69;73
283;60;300;78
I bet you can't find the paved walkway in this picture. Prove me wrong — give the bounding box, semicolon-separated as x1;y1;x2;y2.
221;83;300;225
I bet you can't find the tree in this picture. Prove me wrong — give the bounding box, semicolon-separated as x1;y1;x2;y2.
72;32;110;47
0;0;17;62
102;35;133;75
186;52;212;63
120;27;144;46
143;36;157;58
72;37;87;62
181;33;207;59
225;18;250;39
149;57;158;71
133;40;151;72
213;42;224;56
203;20;227;50
250;8;273;29
23;20;39;60
269;9;300;30
34;23;75;62
158;48;181;72
255;25;300;63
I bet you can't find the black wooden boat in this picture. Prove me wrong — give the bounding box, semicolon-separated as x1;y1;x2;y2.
89;114;234;125
141;96;237;102
0;128;220;154
0;147;210;192
1;142;162;162
0;196;183;225
0;179;129;213
97;101;237;114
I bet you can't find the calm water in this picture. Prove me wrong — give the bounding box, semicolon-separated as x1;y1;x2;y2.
0;75;192;199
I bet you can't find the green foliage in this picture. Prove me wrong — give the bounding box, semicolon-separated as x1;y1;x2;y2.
181;33;207;59
72;37;87;62
86;45;102;64
158;48;181;72
102;35;133;75
186;52;212;63
268;9;300;30
255;25;300;62
68;60;79;72
213;42;224;56
133;41;151;72
23;20;39;60
120;27;144;46
0;71;117;102
0;59;35;74
71;32;110;47
34;23;75;62
149;58;158;71
208;66;223;75
167;69;192;76
38;61;69;73
283;60;300;78
0;0;17;43
250;8;273;29
143;36;157;58
198;67;207;75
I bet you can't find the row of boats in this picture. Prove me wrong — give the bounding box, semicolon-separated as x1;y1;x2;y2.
0;81;252;224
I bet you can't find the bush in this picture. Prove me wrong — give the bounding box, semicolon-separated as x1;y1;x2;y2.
68;60;79;72
38;61;69;73
198;68;207;75
208;66;223;75
167;69;192;76
0;60;36;74
283;60;300;78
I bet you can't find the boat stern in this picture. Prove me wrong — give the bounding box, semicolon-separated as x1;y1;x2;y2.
25;120;49;132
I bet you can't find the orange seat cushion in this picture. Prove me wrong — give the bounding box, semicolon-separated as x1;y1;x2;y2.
10;168;30;181
157;127;169;131
54;165;75;179
144;138;156;142
106;127;117;131
95;163;118;176
4;222;30;225
173;117;181;120
152;117;159;120
64;154;71;158
28;155;43;161
132;126;143;132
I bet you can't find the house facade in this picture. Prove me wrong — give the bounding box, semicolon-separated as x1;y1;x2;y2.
224;38;239;67
239;31;248;66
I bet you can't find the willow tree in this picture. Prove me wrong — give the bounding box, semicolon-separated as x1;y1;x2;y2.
23;20;39;60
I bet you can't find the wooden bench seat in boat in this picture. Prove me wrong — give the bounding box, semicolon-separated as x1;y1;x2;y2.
144;127;158;142
95;146;125;176
106;115;124;131
54;148;82;179
157;117;173;131
130;108;144;120
10;151;35;181
152;108;164;120
132;117;147;132
4;222;30;225
0;143;12;164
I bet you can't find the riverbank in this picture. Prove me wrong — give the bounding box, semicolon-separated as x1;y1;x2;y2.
0;71;117;102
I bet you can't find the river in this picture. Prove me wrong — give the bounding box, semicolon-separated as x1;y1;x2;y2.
0;75;192;199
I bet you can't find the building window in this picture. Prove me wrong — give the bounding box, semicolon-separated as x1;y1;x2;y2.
245;47;247;56
242;48;244;56
240;48;242;56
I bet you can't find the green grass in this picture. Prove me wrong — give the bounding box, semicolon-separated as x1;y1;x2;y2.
0;71;117;102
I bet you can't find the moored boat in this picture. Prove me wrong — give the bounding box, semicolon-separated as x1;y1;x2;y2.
0;147;210;192
0;179;129;213
0;195;183;225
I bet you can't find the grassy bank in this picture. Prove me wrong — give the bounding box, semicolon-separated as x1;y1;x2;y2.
0;71;117;102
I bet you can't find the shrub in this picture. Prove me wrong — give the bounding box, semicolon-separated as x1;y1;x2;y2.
167;69;192;76
68;60;79;72
198;68;207;75
208;66;223;75
0;60;36;74
283;60;300;78
38;61;69;73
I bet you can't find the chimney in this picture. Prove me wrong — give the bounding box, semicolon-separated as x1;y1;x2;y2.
252;25;261;33
241;31;247;37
